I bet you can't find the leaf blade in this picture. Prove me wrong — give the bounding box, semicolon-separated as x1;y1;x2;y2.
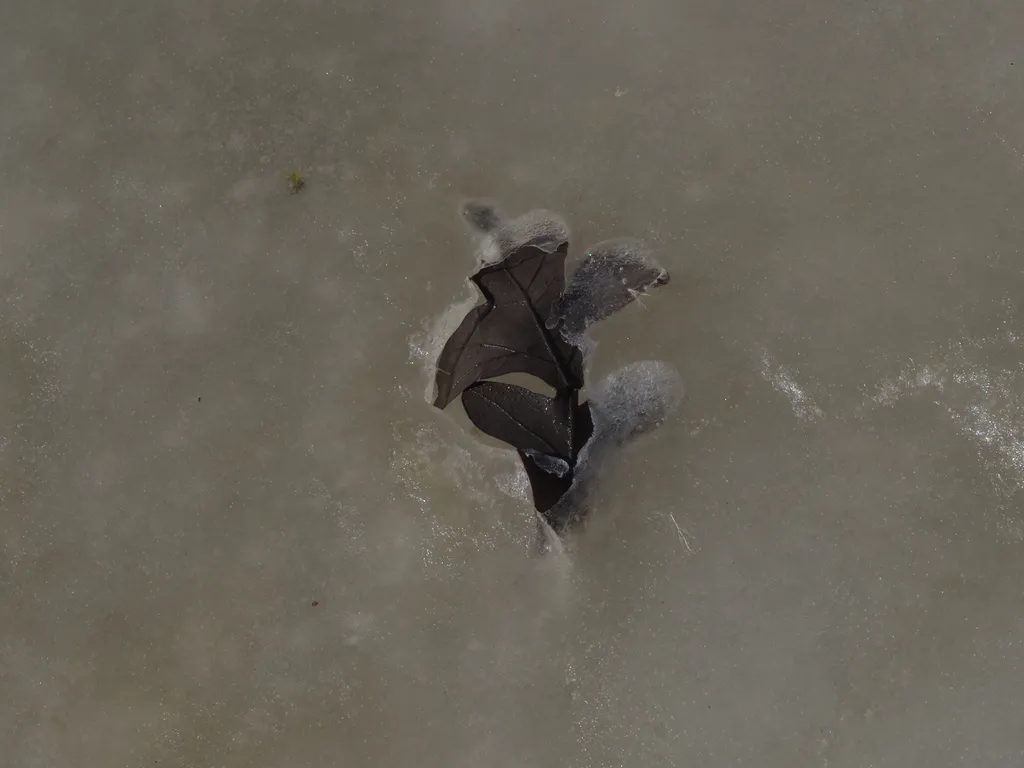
462;382;572;458
433;241;583;407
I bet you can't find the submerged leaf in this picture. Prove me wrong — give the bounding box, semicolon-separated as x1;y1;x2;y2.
547;239;669;339
433;242;584;408
588;360;684;444
462;200;502;232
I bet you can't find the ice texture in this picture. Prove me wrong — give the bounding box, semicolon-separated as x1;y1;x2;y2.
543;361;684;532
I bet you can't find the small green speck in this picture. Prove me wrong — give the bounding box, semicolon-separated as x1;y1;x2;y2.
288;171;306;194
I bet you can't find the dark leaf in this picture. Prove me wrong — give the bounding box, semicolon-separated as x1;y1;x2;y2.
547;239;669;338
461;381;592;461
433;242;584;407
432;206;678;535
519;449;576;515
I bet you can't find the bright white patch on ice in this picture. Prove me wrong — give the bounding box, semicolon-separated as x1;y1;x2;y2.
758;351;823;422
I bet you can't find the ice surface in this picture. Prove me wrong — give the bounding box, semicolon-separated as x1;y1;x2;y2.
865;330;1024;531
587;360;685;445
469;204;571;264
758;348;824;422
543;361;684;530
410;291;481;404
461;200;503;233
8;2;1024;765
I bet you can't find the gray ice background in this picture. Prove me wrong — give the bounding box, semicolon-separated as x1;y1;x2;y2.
2;1;1024;766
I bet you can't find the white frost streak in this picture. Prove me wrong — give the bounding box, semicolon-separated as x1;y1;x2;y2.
496;465;530;501
871;364;946;406
951;403;1024;486
868;332;1024;504
944;364;1024;494
759;352;823;422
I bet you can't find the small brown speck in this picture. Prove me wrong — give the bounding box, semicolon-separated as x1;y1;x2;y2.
311;601;319;607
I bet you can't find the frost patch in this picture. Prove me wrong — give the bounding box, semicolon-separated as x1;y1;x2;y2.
758;351;823;422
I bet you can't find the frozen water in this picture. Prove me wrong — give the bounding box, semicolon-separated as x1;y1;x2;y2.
864;330;1024;524
544;361;684;530
758;348;824;422
473;206;571;264
587;360;684;446
461;199;503;233
4;1;1024;766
